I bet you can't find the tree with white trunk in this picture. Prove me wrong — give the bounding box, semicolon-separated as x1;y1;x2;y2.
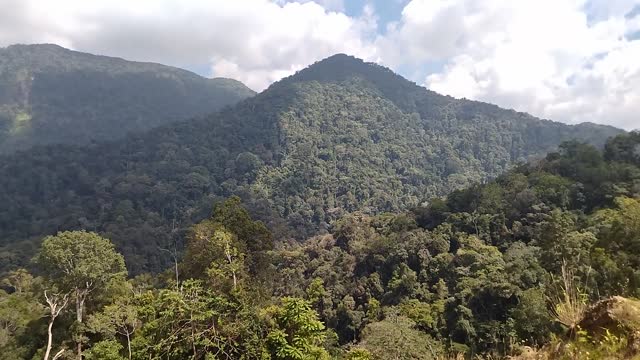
36;230;127;360
43;290;69;360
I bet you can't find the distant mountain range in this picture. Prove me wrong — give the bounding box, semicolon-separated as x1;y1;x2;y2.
0;44;255;153
0;49;624;273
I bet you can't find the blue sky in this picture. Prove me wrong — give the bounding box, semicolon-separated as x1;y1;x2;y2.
1;0;639;130
344;0;407;31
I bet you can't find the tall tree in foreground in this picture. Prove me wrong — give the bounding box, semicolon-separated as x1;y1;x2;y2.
36;231;127;360
43;289;69;360
182;196;274;291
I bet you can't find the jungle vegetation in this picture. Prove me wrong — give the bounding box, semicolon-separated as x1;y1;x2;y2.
1;131;639;359
0;54;622;274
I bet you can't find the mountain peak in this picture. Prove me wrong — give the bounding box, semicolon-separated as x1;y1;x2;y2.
315;53;362;64
319;52;353;60
4;43;67;52
283;53;398;84
271;53;446;115
1;43;177;75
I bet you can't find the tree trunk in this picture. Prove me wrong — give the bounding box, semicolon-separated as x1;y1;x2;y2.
44;290;68;360
174;252;179;290
76;294;82;360
76;336;82;359
232;270;237;290
190;310;197;357
44;319;54;360
224;246;237;290
75;288;86;360
126;331;132;360
52;349;65;360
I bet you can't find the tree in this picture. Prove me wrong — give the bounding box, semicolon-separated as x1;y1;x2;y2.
263;297;330;360
84;340;125;360
182;197;274;286
0;270;45;359
591;196;640;296
183;223;247;292
508;288;554;346
1;268;34;294
357;315;444;360
131;279;257;360
206;230;244;291
88;297;140;360
43;290;70;360
604;131;640;166
211;196;274;276
36;230;127;360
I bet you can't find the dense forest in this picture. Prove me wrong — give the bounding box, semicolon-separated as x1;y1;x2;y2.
0;44;255;153
0;54;623;274
2;131;639;359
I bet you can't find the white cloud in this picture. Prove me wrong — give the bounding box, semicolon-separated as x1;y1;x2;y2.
378;0;640;129
0;0;377;90
0;0;639;129
275;0;345;12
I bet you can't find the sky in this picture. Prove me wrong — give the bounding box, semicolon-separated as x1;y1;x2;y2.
1;0;639;130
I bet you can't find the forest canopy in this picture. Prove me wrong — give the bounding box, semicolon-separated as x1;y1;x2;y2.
0;44;255;153
1;131;639;359
0;54;623;274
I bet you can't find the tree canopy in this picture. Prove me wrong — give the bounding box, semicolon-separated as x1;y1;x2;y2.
0;54;622;274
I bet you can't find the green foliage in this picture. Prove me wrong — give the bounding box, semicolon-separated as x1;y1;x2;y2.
263;297;330;360
555;327;629;360
0;55;623;275
399;299;443;333
270;133;640;357
87;296;140;359
306;278;326;304
85;340;126;360
0;52;638;360
357;316;444;360
0;282;45;358
35;230;127;358
35;230;127;292
604;130;640;165
181;196;274;294
508;288;554;346
344;347;373;360
0;44;254;154
132;279;263;359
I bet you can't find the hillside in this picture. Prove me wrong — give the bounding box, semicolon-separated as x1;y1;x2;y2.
269;131;640;358
3;132;639;359
0;44;255;153
0;54;624;273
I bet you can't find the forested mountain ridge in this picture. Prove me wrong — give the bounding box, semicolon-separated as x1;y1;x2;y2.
0;53;624;274
0;44;255;153
250;54;621;231
2;132;639;359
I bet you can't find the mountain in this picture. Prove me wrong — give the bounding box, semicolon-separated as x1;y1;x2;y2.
269;131;640;356
0;44;255;153
0;54;623;273
2;131;639;359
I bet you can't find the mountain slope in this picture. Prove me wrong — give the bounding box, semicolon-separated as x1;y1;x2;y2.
252;55;621;226
0;54;623;273
0;44;255;153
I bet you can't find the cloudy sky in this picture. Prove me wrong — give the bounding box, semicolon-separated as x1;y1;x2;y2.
1;0;639;130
